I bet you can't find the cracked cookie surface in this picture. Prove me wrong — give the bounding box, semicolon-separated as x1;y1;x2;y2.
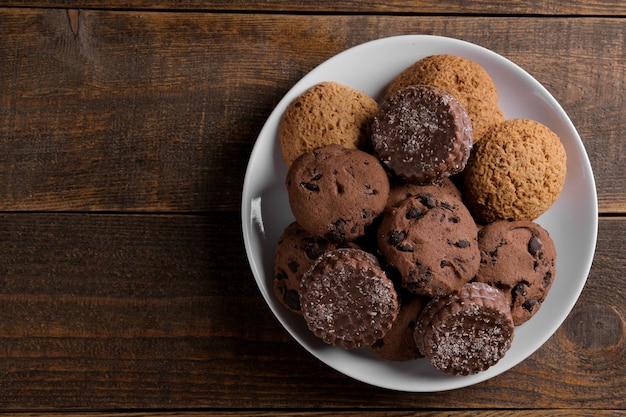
279;81;379;167
462;118;567;223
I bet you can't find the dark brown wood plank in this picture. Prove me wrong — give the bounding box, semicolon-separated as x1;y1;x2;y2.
2;0;626;15
1;413;625;417
0;10;624;213
0;213;622;409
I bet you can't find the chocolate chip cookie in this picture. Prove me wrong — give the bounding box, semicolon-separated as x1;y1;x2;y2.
377;191;480;297
286;144;390;242
475;220;556;325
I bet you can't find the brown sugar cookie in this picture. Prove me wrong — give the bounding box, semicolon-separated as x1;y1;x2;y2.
377;191;480;298
273;222;355;315
370;292;426;361
414;282;515;376
371;85;473;185
385;54;504;141
286;144;390;243
475;220;556;325
279;81;379;167
462;119;567;223
300;248;399;349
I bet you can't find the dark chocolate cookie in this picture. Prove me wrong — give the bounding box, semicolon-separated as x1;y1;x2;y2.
414;282;515;376
384;54;504;141
377;191;480;297
474;220;556;325
371;85;473;185
300;248;399;349
273;221;354;314
286;144;390;242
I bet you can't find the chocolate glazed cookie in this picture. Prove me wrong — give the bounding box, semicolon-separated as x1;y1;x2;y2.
377;192;480;297
414;282;515;376
273;221;355;314
286;144;390;242
475;220;557;325
371;85;473;185
300;248;399;349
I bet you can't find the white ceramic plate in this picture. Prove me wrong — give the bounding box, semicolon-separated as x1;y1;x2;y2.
241;35;598;391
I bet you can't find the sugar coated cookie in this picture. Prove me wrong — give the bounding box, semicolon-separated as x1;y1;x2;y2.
300;248;399;349
414;282;515;376
372;85;473;185
385;54;504;141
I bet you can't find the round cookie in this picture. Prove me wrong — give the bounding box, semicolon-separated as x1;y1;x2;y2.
475;220;556;325
279;81;379;167
300;248;399;349
273;221;355;315
462;119;567;223
286;144;390;243
414;282;515;376
387;177;462;208
372;85;473;185
370;292;426;361
377;191;480;297
385;54;504;141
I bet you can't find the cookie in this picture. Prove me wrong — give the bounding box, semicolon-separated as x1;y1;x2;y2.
300;248;399;349
273;222;355;314
370;292;425;361
475;220;556;325
385;54;504;141
414;282;515;376
286;144;390;243
377;192;480;297
462;119;567;223
372;85;473;185
279;81;379;167
387;177;462;208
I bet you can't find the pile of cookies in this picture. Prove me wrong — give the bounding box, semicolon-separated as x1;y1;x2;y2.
272;54;566;376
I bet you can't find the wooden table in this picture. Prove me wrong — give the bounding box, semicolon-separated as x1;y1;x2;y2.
0;1;624;415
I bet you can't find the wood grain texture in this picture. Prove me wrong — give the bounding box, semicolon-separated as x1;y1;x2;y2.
0;10;624;213
0;5;624;413
0;213;622;409
2;0;626;15
1;413;626;417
